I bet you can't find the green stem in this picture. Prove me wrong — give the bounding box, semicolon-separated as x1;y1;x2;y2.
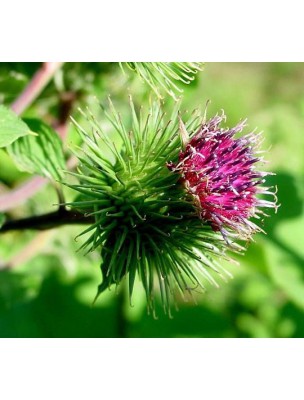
117;282;128;338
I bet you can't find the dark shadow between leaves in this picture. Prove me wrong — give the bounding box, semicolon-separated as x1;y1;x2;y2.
0;268;122;338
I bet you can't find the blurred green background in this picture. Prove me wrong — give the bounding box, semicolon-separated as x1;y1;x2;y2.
0;62;303;337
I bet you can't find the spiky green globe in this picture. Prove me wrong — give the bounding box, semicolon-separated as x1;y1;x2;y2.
64;98;241;314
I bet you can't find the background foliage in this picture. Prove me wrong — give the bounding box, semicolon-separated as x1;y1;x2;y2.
0;62;303;337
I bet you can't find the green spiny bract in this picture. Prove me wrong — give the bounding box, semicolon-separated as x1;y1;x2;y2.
64;97;235;315
121;62;204;101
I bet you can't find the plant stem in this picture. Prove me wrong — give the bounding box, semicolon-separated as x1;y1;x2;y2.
0;176;47;212
11;62;63;115
0;209;94;234
0;152;78;213
117;282;128;338
0;231;54;270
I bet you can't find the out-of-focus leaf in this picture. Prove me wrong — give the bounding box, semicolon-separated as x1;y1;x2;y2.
7;118;65;181
262;167;304;310
266;213;304;310
0;71;28;104
0;105;33;147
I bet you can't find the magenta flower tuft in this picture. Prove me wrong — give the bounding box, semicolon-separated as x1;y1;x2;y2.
168;112;277;242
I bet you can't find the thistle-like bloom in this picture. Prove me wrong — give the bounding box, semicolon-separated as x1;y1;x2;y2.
64;99;276;315
168;112;277;242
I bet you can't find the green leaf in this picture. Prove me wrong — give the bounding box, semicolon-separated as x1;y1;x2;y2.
7;118;65;181
0;213;5;228
0;105;33;147
266;213;304;310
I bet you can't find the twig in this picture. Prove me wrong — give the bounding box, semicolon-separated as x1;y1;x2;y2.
0;231;54;270
0;144;78;213
0;154;77;212
11;62;63;115
0;209;94;234
0;176;47;212
54;91;78;142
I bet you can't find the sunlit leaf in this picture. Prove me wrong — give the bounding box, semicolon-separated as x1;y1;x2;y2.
7;118;65;181
0;105;33;147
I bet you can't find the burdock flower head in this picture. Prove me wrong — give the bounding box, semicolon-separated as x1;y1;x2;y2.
168;112;278;244
64;98;277;315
